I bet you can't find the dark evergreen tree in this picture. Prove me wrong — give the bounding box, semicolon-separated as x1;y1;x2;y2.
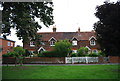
94;1;120;56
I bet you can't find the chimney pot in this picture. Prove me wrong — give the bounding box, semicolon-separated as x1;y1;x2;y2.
53;25;56;32
78;27;80;32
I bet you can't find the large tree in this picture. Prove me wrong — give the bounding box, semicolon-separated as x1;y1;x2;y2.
94;1;120;56
54;40;72;57
1;2;54;42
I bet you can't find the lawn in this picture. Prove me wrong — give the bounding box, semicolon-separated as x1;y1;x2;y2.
2;65;119;79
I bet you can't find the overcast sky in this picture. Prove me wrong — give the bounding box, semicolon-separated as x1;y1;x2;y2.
7;0;118;46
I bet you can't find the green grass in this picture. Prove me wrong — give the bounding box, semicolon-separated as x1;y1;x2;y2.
2;65;119;79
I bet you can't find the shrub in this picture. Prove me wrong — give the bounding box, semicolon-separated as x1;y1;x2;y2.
14;47;25;56
98;51;106;56
2;54;9;57
42;51;58;57
54;40;72;57
38;53;45;57
88;53;100;57
71;53;78;57
24;49;31;57
77;47;88;56
7;51;18;57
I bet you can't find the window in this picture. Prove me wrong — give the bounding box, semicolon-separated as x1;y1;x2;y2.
30;41;35;47
90;39;96;46
72;50;77;53
49;37;56;46
92;50;98;53
8;42;11;46
11;42;13;46
30;51;34;54
41;41;45;45
50;40;55;46
72;40;77;46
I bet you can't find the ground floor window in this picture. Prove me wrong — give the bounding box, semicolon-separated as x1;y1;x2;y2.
92;50;98;53
72;50;77;53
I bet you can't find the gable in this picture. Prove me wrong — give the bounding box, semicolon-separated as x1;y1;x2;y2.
89;36;97;40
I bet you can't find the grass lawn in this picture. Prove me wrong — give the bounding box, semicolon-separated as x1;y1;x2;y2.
2;65;119;79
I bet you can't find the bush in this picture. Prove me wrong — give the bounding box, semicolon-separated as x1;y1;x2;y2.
98;51;106;56
77;47;88;56
54;40;72;57
42;51;59;57
14;47;25;56
7;51;18;57
71;53;78;57
2;54;9;57
38;53;45;57
88;53;100;57
24;49;31;57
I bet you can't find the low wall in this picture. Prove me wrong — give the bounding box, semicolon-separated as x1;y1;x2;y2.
2;56;119;64
109;56;120;63
2;57;65;64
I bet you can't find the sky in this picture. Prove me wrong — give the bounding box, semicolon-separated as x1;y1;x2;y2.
7;0;118;46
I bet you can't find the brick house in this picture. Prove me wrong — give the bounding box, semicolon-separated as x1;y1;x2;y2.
0;36;15;56
24;26;100;55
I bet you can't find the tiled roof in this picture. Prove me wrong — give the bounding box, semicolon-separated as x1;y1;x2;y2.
38;31;96;41
0;36;15;42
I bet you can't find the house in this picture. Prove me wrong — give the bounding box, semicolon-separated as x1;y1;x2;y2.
0;36;15;56
23;26;100;54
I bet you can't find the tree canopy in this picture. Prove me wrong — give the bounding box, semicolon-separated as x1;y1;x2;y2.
54;40;72;57
94;1;120;56
77;47;88;56
1;2;54;42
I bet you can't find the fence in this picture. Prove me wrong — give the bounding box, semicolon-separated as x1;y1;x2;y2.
65;57;98;64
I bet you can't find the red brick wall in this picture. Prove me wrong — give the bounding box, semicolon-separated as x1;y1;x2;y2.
1;39;15;55
109;56;120;63
3;57;65;64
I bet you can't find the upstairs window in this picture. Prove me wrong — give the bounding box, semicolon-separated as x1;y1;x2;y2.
89;36;96;46
8;42;11;46
72;40;77;46
90;39;96;46
50;40;56;46
72;37;78;46
30;41;35;47
11;42;13;46
49;37;57;46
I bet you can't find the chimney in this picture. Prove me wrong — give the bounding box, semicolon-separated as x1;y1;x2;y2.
91;30;95;33
78;27;80;32
53;25;56;32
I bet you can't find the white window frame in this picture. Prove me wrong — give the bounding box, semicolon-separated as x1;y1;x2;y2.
49;37;56;46
72;50;77;53
90;39;96;46
8;42;11;46
50;40;55;46
30;41;35;47
72;40;77;46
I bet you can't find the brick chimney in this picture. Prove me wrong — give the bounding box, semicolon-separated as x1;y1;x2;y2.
78;27;80;32
53;25;56;32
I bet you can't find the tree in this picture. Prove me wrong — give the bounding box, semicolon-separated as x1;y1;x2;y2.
77;47;88;56
94;1;120;56
1;2;54;42
54;40;72;57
